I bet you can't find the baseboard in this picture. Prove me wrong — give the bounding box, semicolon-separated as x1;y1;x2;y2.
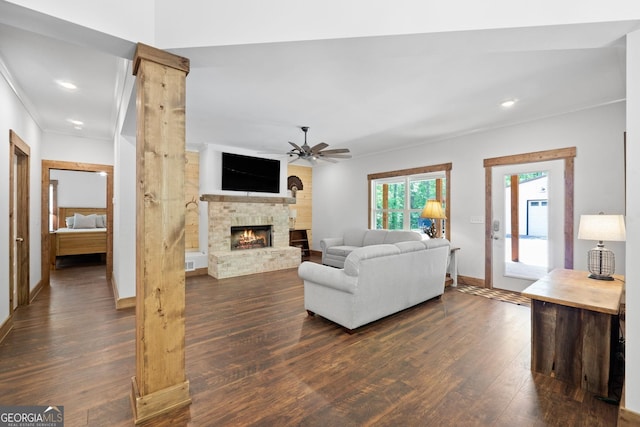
618;385;640;427
186;267;207;277
457;275;485;287
0;315;13;345
618;405;640;426
310;249;322;257
111;275;136;310
130;377;191;424
117;296;136;310
29;278;46;303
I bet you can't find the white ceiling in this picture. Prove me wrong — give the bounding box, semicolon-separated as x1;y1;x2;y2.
1;11;639;161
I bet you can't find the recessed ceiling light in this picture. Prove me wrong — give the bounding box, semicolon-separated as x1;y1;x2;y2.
56;80;77;90
501;99;517;108
67;119;84;126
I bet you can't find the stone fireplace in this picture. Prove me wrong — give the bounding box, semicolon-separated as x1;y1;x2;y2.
200;194;300;278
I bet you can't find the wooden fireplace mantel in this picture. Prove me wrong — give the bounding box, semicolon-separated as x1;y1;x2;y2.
200;194;296;205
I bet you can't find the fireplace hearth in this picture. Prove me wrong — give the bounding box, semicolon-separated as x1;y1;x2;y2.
231;226;272;250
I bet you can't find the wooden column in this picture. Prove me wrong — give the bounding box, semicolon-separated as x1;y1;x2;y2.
435;179;443;238
130;43;191;424
382;183;389;229
510;174;519;262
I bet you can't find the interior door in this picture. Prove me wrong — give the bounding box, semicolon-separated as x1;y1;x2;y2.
9;130;30;311
491;160;563;292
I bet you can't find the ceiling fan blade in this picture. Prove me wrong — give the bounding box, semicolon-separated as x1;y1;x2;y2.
288;141;302;151
318;148;350;155
310;142;328;153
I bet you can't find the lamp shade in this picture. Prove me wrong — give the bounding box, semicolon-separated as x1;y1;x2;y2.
577;214;626;242
420;200;446;220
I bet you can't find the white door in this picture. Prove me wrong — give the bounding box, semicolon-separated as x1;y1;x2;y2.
491;160;564;292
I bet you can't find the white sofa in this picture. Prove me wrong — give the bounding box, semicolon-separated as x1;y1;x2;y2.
299;238;450;332
320;228;424;268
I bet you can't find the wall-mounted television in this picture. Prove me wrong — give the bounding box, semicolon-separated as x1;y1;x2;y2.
221;152;280;194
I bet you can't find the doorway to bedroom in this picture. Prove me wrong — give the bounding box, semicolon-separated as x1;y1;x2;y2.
41;160;114;287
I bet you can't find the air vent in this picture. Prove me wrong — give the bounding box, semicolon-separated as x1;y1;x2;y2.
184;260;195;272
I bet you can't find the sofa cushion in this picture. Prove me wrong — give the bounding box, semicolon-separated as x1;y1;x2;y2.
343;228;367;247
362;230;388;246
326;245;360;257
394;241;426;254
344;244;401;276
383;230;422;244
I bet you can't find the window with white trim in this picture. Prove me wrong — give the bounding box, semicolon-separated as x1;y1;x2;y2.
369;164;451;236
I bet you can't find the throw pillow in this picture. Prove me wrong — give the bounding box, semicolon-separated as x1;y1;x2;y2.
65;216;75;228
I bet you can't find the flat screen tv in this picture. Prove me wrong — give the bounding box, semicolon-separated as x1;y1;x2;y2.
221;152;280;194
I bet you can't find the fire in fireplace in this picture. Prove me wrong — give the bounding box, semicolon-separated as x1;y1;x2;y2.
230;226;272;250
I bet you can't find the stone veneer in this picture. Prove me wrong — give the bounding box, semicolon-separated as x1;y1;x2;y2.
200;194;301;279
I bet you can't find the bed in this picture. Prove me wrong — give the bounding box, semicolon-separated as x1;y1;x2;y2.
50;207;107;269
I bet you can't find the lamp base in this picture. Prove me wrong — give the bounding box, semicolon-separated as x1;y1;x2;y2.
587;273;614;281
587;246;615;281
424;223;436;238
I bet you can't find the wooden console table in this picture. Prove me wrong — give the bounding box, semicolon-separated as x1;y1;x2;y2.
522;268;623;397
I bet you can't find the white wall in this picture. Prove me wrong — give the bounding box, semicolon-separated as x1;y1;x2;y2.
112;134;136;299
10;1;640;51
625;28;640;415
41;133;114;164
312;102;626;279
0;65;43;326
50;169;107;209
154;0;640;48
5;0;155;46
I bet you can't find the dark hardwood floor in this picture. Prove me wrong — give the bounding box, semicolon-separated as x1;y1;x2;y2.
0;261;620;426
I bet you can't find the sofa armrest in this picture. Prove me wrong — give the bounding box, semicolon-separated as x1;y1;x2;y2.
320;237;344;251
298;262;357;294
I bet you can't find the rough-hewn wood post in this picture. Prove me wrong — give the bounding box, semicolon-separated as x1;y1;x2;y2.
130;43;191;424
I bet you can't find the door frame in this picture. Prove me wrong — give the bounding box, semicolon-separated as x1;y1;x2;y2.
484;147;576;289
41;160;114;287
9;130;30;311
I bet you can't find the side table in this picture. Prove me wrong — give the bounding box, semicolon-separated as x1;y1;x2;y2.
289;229;310;260
448;247;460;287
522;268;623;396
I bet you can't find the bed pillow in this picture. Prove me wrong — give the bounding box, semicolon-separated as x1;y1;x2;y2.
96;214;107;228
73;213;97;229
65;216;75;228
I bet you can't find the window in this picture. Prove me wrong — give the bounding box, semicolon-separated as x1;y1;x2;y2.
368;163;451;237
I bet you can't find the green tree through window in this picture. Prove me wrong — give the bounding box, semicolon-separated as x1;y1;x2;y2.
373;175;446;231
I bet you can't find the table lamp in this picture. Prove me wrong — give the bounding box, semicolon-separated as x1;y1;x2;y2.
420;199;446;238
577;213;626;280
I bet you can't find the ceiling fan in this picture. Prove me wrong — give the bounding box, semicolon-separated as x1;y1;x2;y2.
287;126;351;164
